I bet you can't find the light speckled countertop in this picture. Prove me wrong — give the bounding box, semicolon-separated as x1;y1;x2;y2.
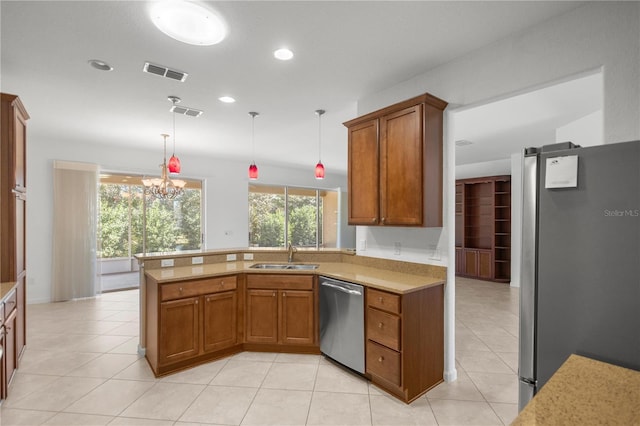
0;281;17;300
512;354;640;425
144;261;445;294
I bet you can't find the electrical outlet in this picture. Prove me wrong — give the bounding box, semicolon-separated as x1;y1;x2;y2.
359;239;367;251
191;256;203;265
226;253;237;261
161;259;174;267
394;242;401;255
243;253;254;260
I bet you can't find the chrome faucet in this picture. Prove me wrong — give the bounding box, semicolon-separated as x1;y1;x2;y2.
287;243;297;263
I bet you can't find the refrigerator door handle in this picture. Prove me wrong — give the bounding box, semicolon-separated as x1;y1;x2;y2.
519;151;539;410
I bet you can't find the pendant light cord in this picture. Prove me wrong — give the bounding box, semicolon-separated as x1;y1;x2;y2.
249;112;259;163
172;100;177;156
315;109;325;162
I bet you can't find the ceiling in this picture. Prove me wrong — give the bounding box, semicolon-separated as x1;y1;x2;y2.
1;1;586;174
454;72;603;165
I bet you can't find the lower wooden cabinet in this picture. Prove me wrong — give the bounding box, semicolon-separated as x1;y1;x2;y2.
245;289;278;344
0;282;25;402
203;291;237;352
159;297;200;366
146;275;239;375
365;285;444;403
245;275;316;347
459;248;492;280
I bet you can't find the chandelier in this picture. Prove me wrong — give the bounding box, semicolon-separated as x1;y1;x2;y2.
142;134;186;200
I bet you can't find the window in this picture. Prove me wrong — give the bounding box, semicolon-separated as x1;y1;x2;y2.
98;174;203;260
249;184;338;248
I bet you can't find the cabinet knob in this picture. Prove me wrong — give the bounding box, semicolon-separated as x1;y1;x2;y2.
283;292;286;297
378;322;384;329
378;356;384;363
195;300;198;304
179;287;183;293
206;297;210;302
220;281;224;286
272;292;276;297
381;217;386;224
371;218;376;223
378;297;383;303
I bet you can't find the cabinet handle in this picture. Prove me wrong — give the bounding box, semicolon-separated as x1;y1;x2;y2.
371;218;376;223
179;287;183;293
378;322;384;329
195;300;198;305
283;292;286;297
220;281;224;286
272;292;276;297
206;297;210;302
381;217;386;224
378;297;383;303
378;356;384;363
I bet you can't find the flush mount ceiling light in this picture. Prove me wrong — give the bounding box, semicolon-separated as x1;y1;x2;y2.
314;109;325;180
150;1;228;46
88;59;113;71
274;48;294;60
218;96;236;103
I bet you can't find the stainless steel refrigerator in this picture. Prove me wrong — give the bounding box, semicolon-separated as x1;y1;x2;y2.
518;140;640;411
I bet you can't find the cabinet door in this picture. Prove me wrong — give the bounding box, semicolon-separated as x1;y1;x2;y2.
380;104;424;226
159;297;199;365
279;290;314;345
478;250;493;279
348;118;379;225
455;248;464;275
16;278;25;362
464;249;478;276
246;289;278;344
203;291;237;352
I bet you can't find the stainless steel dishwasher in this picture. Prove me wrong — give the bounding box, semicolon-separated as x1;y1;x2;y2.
319;276;365;374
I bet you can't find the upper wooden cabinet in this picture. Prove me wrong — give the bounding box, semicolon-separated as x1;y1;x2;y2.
344;93;447;227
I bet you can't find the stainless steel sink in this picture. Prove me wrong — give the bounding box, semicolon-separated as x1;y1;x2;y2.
250;263;318;270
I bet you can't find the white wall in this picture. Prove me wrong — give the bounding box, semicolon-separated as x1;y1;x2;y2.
556;110;604;146
26;137;347;303
455;159;511;180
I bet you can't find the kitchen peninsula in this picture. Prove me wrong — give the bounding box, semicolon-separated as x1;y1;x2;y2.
137;249;446;403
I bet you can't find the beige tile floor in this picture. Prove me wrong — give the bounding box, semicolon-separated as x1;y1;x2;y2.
0;276;519;425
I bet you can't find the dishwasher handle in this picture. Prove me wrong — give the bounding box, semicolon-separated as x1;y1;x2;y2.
320;281;363;296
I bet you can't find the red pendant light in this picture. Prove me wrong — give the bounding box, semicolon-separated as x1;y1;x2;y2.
315;161;325;179
248;112;259;180
168;96;182;175
249;162;258;180
315;109;325;179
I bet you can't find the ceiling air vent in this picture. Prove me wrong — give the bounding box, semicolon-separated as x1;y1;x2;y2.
143;62;188;82
171;105;203;117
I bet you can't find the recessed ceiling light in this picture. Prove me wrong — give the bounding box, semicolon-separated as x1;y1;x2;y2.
150;1;227;46
218;96;236;103
88;59;113;71
274;48;294;61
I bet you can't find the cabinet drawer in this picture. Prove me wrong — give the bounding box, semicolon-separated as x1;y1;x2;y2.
247;274;313;290
162;276;237;301
367;307;400;351
366;340;401;386
3;289;17;320
367;288;400;314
